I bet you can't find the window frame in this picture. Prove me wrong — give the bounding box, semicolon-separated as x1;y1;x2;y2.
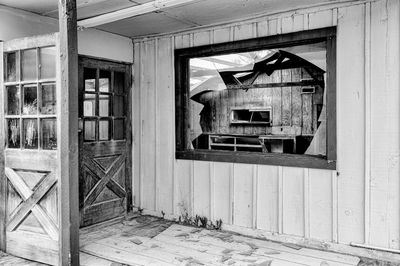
4;46;58;151
175;27;336;170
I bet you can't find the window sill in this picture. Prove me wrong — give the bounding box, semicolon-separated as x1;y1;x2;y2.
176;150;336;170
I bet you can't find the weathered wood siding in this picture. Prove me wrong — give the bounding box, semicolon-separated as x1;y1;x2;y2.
132;0;400;249
194;68;322;136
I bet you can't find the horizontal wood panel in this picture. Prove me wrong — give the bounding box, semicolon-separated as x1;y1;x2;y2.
7;231;58;265
82;141;126;156
5;150;57;171
81;198;125;227
3;33;57;51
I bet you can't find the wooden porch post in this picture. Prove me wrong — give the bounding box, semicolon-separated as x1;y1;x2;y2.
58;0;79;265
0;41;5;252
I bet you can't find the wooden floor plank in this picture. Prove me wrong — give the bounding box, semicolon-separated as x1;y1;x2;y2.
80;252;121;266
154;231;311;266
95;236;222;265
158;224;359;266
81;242;176;266
0;216;381;266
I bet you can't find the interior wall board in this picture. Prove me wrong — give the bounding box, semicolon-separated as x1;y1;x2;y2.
155;37;175;215
336;3;365;244
132;0;400;250
0;6;133;63
77;28;133;63
369;0;400;249
139;40;157;210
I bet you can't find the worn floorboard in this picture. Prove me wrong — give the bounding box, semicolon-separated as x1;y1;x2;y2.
0;215;396;265
80;216;360;266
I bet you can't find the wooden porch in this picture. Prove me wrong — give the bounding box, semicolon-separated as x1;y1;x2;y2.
0;215;393;266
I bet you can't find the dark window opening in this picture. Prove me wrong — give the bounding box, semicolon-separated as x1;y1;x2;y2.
175;28;337;169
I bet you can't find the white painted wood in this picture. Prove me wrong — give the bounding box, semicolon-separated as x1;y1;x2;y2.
212;162;231;224
256;20;268;37
77;29;133;63
140;40;157;211
303;168;310;239
133;42;142;208
278;166;283;234
369;0;400;249
78;0;204;27
156;37;175;215
223;222;400;264
133;0;400;253
175;160;192;217
281;16;294;34
268;18;279;35
363;1;372;246
193;30;210;46
209;162;214;221
332;171;338;243
281;14;304;33
233;23;254;41
233;163;253;228
229;163;234;224
212;27;231;44
309;169;333;241
252;165;258;229
385;0;400;249
193;161;211;217
282;167;304;237
256;165;279;232
308;9;334;29
336;3;365;244
369;0;390;248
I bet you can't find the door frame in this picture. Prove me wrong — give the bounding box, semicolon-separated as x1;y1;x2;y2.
78;55;133;225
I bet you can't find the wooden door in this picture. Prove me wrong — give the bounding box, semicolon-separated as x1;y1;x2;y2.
78;57;132;227
0;34;76;265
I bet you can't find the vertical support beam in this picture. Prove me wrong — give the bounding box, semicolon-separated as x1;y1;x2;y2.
125;64;133;212
58;0;79;265
0;41;5;251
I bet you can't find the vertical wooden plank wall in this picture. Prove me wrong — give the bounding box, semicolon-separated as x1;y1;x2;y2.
369;0;400;249
336;3;365;245
132;0;400;249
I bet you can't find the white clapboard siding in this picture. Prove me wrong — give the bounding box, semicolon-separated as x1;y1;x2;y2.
132;0;400;251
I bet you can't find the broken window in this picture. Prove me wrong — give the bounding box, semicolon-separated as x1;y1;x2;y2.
4;47;58;150
175;28;336;169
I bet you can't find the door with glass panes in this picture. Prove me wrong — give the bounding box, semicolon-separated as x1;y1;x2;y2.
0;34;76;266
78;57;132;227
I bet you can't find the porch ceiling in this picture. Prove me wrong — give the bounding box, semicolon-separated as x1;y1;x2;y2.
0;0;345;38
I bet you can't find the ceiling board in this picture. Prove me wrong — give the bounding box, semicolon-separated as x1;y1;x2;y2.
0;0;56;14
0;0;140;19
97;11;196;37
131;0;155;3
163;0;335;27
44;0;139;19
1;0;344;38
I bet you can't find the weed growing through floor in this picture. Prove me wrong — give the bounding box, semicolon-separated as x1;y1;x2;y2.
176;203;223;230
